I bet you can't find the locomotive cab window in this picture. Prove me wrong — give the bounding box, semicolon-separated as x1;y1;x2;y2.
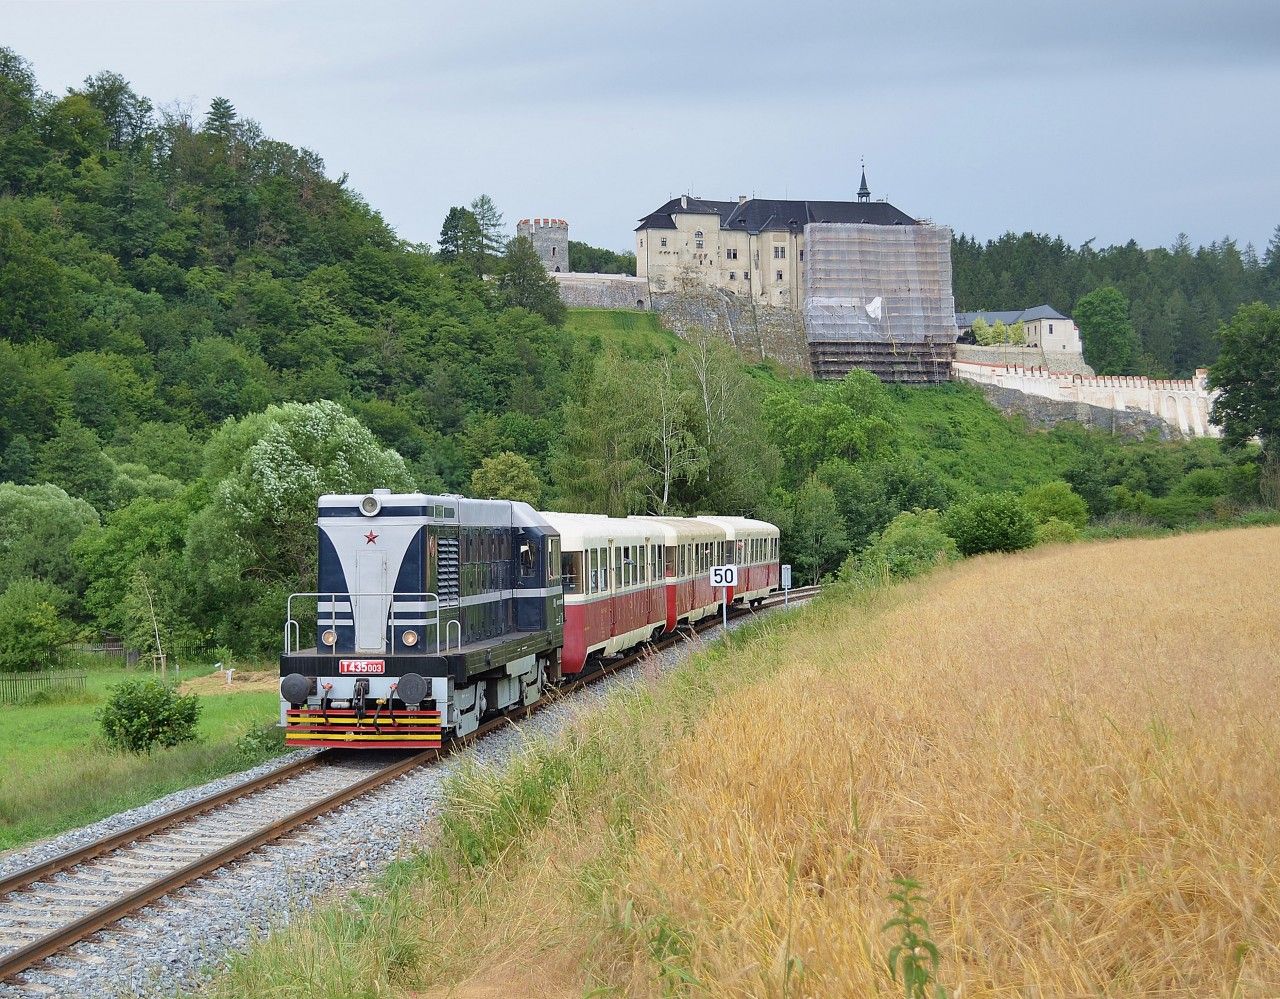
519;540;535;579
547;537;561;582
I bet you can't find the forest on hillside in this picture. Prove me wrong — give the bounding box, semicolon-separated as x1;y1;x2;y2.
0;48;1273;663
952;228;1280;377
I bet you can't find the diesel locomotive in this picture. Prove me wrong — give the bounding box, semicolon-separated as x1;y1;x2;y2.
278;490;779;748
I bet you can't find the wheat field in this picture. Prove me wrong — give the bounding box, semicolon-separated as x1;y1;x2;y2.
610;530;1280;997
202;528;1280;999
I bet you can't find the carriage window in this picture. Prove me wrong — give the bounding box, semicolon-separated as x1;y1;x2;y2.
547;538;560;582
615;548;623;589
590;548;600;593
562;550;582;593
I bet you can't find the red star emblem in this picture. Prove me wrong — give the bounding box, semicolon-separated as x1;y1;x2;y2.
364;530;378;544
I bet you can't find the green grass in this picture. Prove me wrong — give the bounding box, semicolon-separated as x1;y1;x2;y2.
564;307;680;358
0;659;285;852
889;381;1069;493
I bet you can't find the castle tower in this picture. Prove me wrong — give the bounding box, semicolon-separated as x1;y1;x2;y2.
516;217;570;272
857;164;871;202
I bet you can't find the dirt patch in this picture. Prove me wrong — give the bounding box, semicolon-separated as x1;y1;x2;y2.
179;670;278;696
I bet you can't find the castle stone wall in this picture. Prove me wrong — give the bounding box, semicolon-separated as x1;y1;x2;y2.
969;382;1182;440
953;360;1219;438
553;272;650;310
651;287;810;374
954;343;1095;376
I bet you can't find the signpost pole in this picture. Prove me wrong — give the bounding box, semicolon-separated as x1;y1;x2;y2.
782;563;792;607
711;564;737;634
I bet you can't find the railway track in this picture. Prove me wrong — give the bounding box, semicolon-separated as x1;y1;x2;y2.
0;585;818;987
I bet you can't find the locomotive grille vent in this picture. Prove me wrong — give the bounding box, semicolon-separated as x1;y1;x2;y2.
437;536;460;604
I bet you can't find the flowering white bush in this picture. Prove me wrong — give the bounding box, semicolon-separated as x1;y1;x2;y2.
187;400;415;650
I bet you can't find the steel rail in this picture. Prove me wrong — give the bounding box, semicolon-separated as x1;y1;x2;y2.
0;749;433;981
0;749;331;899
0;584;819;984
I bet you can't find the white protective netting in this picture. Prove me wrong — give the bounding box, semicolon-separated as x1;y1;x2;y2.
803;223;958;382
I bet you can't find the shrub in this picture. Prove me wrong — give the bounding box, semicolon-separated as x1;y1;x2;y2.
1022;480;1089;528
1173;467;1228;499
99;677;201;753
1034;517;1081;545
844;509;958;583
1141;492;1216;529
942;492;1036;556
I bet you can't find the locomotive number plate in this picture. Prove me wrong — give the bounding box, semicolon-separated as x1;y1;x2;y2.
338;659;385;674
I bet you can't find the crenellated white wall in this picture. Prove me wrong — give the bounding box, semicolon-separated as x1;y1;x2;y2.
952;361;1220;438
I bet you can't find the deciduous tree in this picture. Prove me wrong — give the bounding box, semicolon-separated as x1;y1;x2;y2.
0;482;99;596
470;451;542;505
1073;286;1139;374
496;235;566;326
1210;302;1280;499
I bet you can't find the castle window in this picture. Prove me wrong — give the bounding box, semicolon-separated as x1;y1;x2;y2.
799;249;804;261
726;248;738;260
695;239;704;250
729;271;736;281
551;246;556;256
660;237;667;247
773;245;786;259
775;270;783;282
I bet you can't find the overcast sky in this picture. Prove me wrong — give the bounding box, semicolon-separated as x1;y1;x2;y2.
5;0;1278;253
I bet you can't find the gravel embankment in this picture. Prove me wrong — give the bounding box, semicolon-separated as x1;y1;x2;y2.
0;605;797;999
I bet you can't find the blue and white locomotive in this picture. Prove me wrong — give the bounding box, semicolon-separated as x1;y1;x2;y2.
278;490;564;747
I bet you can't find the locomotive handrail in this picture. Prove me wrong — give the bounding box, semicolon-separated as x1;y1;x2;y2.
285;591;450;655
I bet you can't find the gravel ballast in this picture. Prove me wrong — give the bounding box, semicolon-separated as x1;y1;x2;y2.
0;605;801;999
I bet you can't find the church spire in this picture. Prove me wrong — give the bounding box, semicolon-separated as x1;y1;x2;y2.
857;159;871;202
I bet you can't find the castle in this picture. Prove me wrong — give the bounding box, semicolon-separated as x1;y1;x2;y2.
520;182;1219;437
632;172;959;383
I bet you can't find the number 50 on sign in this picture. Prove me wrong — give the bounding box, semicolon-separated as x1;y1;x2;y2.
710;565;737;588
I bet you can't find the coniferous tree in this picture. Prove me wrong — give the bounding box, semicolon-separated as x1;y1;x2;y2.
203;96;237;138
469;194;506;266
438;206;483;269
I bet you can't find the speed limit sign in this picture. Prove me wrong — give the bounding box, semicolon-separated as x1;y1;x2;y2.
710;565;738;587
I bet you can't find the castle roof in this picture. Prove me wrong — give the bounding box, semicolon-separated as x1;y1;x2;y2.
636;195;918;233
955;304;1070;326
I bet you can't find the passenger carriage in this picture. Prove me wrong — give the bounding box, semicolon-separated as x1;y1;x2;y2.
629;516;729;628
278;491;563;746
695;516;781;606
546;513;667;675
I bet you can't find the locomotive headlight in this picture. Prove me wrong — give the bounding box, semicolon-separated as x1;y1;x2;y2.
360;495;381;517
401;630;418;647
322;629;337;647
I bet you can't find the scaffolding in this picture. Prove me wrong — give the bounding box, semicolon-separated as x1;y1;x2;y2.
803;223;957;383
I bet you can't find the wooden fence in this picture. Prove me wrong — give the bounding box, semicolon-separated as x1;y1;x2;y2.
0;670;88;705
